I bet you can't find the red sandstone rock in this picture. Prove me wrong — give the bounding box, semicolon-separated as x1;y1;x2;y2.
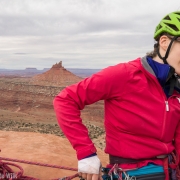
0;131;108;180
30;61;82;87
0;61;104;124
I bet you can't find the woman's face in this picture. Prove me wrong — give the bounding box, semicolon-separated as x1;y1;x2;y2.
167;38;180;75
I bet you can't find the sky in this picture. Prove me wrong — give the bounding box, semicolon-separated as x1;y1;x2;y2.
0;0;180;70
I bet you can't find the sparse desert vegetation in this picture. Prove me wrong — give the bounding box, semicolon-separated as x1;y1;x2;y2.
0;120;106;150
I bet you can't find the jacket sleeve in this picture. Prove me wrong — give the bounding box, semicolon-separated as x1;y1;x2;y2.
53;63;128;160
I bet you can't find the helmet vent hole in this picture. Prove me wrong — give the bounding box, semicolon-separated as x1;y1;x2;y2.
164;15;171;20
174;12;180;16
164;23;179;31
157;25;162;31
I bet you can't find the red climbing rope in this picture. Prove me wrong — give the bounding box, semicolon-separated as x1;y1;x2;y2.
0;156;79;180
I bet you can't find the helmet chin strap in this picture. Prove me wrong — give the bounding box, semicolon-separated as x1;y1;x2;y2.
157;36;178;64
157;36;179;96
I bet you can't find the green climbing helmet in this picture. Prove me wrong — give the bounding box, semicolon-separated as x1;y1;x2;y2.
154;11;180;40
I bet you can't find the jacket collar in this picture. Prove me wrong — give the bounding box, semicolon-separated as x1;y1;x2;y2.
141;56;156;77
140;56;180;92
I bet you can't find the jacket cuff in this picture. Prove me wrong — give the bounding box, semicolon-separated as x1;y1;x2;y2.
84;153;97;159
77;146;97;160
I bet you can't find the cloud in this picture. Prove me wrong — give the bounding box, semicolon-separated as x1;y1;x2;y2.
0;0;180;69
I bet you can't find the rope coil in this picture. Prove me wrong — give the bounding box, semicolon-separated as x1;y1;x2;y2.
0;156;79;180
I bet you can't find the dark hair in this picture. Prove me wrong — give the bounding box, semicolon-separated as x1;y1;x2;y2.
146;42;159;58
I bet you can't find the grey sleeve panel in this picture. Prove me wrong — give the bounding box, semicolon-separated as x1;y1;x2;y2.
140;56;156;77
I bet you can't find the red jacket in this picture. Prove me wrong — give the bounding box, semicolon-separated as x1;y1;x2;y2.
53;57;180;163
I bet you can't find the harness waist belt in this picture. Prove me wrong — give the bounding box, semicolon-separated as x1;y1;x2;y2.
109;155;167;164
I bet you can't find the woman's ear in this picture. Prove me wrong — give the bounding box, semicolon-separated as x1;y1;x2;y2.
159;35;170;51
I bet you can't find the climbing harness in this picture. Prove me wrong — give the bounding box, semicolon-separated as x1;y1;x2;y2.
102;151;180;180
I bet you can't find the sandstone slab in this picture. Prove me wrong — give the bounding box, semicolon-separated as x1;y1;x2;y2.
0;131;108;180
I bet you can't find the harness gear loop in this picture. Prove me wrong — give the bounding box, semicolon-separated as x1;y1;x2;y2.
106;164;137;180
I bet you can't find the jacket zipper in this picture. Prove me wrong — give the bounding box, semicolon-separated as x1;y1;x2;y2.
141;59;175;150
160;100;167;140
157;88;171;140
161;95;179;140
176;97;180;103
165;101;169;111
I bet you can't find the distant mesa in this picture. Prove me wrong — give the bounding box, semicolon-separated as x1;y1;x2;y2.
25;68;37;71
43;68;50;71
30;61;82;87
